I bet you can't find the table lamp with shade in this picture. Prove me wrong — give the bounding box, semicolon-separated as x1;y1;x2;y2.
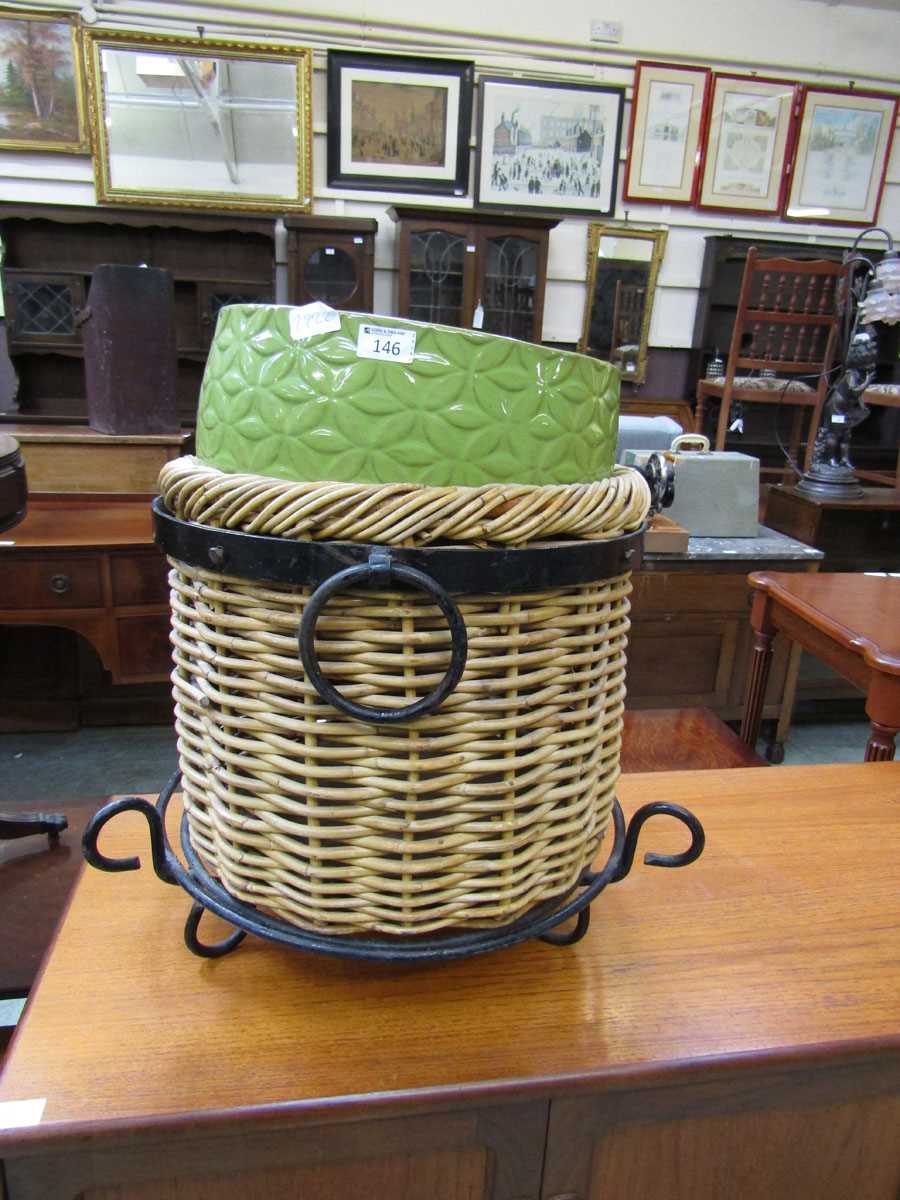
797;226;900;499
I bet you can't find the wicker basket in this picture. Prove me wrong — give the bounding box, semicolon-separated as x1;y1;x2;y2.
157;458;650;938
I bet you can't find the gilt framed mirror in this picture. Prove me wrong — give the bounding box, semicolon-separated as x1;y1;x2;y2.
84;29;312;212
578;225;667;384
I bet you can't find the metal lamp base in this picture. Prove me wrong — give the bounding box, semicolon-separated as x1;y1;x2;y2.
795;462;865;501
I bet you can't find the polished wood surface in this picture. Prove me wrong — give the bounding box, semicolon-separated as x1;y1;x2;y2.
748;571;899;672
742;572;900;760
1;763;897;1141
620;707;766;771
0;710;758;1000
0;798;103;996
1;493;156;549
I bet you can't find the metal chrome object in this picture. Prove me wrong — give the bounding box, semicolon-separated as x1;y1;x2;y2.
640;451;675;514
82;771;705;963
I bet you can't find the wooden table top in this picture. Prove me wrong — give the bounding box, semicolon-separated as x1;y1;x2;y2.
767;485;900;511
750;571;900;675
0;494;156;550
1;763;897;1150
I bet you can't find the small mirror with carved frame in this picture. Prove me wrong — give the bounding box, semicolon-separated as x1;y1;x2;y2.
84;28;312;213
579;224;667;385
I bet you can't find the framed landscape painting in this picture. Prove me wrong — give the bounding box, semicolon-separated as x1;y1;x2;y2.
0;7;88;153
475;76;624;216
327;50;473;196
784;86;898;225
624;61;710;205
698;73;799;215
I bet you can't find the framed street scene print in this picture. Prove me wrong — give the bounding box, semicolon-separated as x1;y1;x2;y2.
698;74;798;214
475;75;624;215
624;61;710;205
784;87;898;225
327;50;473;196
0;6;88;153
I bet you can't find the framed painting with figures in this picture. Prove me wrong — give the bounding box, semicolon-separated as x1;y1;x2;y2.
697;73;799;215
475;76;624;216
784;86;898;225
0;6;88;153
624;61;710;205
327;50;473;196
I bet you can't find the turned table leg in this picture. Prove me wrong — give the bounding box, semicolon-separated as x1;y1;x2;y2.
865;723;897;762
864;674;899;762
741;590;777;750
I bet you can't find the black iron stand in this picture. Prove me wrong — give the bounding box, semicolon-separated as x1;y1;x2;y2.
82;771;705;963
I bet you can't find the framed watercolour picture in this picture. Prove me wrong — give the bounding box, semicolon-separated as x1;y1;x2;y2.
784;87;898;225
624;62;709;205
698;74;798;214
327;51;473;196
0;6;88;153
475;76;624;216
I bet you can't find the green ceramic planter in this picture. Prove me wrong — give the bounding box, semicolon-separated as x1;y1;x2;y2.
195;306;620;487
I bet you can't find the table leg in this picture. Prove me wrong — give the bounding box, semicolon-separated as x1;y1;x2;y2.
865;723;897;762
741;591;777;750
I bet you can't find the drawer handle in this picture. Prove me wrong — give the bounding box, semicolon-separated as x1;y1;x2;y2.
49;573;72;595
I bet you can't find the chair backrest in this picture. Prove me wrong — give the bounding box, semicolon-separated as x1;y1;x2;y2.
727;246;842;378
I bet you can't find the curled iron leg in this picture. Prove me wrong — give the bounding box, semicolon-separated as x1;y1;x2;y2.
610;801;706;884
184;902;247;959
82;795;178;884
540;907;591;946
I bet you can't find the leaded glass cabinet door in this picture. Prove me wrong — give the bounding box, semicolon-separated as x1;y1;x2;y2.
406;228;469;327
477;235;541;341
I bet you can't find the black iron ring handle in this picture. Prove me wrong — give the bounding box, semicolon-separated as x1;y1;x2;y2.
611;801;706;884
82;796;178;885
297;549;468;724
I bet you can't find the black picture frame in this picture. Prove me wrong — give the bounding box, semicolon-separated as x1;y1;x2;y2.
475;75;625;216
327;50;474;196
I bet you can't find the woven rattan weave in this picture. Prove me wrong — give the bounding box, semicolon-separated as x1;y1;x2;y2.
162;457;649;937
159;456;649;546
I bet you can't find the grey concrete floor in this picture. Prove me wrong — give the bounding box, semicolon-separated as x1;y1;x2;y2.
0;717;877;805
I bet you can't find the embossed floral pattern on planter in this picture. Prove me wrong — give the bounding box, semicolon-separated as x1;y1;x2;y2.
196;306;620;487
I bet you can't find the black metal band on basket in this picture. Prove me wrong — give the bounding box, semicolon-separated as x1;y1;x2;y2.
152;497;644;594
81;771;706;963
298;548;469;723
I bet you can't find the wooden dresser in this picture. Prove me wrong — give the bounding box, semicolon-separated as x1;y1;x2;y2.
0;763;897;1199
0;494;170;688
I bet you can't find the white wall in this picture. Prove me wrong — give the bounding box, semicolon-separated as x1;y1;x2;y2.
2;0;898;353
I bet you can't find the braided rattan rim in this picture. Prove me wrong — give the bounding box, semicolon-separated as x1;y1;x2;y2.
159;456;650;546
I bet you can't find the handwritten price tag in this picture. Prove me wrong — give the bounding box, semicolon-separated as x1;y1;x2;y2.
355;323;416;364
288;302;343;341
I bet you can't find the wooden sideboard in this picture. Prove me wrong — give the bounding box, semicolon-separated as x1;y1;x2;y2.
0;495;170;688
1;504;821;744
0;763;897;1199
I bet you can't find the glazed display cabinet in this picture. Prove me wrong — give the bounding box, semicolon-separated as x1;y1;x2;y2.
389;205;559;342
284;215;377;312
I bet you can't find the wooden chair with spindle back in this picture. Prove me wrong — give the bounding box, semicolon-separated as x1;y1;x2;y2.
695;248;842;477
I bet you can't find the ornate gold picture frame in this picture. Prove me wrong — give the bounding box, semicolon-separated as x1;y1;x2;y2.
84;29;312;212
579;224;668;385
0;6;89;154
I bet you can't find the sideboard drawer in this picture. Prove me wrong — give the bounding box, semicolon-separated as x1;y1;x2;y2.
0;556;103;609
110;552;169;606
